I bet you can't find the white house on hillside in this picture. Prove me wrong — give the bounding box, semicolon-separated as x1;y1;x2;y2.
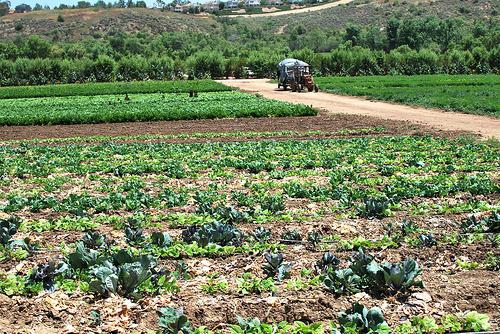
245;0;260;6
225;0;239;8
204;0;220;11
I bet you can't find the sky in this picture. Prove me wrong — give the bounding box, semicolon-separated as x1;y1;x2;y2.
8;0;160;8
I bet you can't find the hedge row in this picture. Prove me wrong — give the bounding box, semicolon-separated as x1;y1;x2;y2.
0;46;498;86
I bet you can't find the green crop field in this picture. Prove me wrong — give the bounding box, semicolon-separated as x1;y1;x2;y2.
0;79;231;99
0;88;316;126
0;134;498;332
316;75;500;117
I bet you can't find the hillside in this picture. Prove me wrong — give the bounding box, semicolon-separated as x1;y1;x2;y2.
0;0;497;40
251;0;498;33
0;8;219;40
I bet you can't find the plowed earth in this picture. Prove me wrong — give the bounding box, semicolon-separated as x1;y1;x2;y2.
0;113;464;142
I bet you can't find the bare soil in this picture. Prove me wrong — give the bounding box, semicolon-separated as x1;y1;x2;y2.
218;79;500;139
0;113;461;142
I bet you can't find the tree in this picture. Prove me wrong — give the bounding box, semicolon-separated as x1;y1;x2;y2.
14;3;31;13
22;35;51;59
386;17;400;50
95;0;107;7
0;1;10;16
77;1;91;8
136;1;147;7
33;3;42;10
344;24;361;46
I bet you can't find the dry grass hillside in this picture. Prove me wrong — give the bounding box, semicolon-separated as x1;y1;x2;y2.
0;0;497;40
0;8;218;40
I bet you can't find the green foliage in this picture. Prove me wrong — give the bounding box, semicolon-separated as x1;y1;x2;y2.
461;211;499;233
322;249;423;296
182;221;244;247
337;303;389;334
323;268;360;295
250;227;272;243
262;252;291;281
0;216;21;246
151;232;173;248
0;79;230;99
357;196;391;219
315;252;340;274
29;261;69;292
483;252;499;271
236;272;276;294
0;91;316;126
462;311;491;332
87;252;156;297
158;307;191;334
200;273;229;295
81;231;109;250
280;229;302;244
316;75;500;117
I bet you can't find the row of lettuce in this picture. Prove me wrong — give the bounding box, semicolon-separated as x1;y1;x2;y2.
0;91;316;126
0;214;495;333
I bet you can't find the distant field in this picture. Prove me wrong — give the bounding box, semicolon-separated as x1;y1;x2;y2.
0;80;231;99
316;75;500;117
0;91;316;126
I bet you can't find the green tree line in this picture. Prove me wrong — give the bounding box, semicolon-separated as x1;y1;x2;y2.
0;16;498;85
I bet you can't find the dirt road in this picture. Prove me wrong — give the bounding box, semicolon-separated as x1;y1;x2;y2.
220;0;354;18
219;79;500;139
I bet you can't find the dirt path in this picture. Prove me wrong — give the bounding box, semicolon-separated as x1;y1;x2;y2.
220;0;354;18
219;79;500;139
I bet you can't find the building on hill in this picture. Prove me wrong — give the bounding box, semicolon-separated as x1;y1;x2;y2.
170;0;192;13
203;0;220;12
245;0;260;7
225;0;239;8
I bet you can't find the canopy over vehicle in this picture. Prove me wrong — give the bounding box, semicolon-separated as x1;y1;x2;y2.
277;58;318;92
278;58;310;68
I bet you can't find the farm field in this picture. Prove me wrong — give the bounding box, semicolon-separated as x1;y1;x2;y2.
0;80;316;126
315;75;500;118
0;80;231;99
0;133;498;333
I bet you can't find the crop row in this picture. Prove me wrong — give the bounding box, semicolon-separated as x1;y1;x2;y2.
315;74;500;117
0;135;498;332
316;74;499;89
1;136;497;176
0;214;496;332
1;136;497;240
0;79;231;99
0;91;317;126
